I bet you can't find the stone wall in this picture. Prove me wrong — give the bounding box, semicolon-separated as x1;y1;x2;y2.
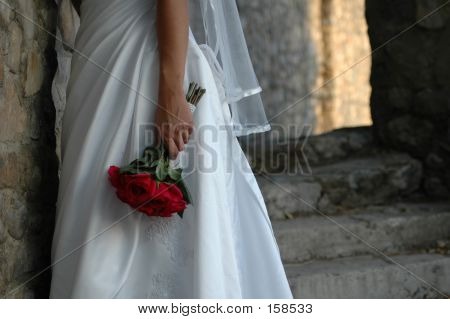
237;0;317;137
0;0;58;298
366;0;450;197
238;0;372;136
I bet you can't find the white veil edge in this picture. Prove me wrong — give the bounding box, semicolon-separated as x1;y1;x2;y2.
192;0;271;136
52;0;270;143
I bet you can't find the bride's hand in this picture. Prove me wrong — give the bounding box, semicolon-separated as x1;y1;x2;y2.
155;85;193;160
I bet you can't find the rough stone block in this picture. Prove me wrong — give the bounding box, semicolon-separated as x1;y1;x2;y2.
6;21;22;73
24;48;43;96
0;148;33;189
274;202;450;263
0;72;28;141
286;254;450;298
260;152;423;218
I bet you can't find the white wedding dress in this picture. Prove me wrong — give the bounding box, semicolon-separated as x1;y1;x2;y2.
50;0;293;298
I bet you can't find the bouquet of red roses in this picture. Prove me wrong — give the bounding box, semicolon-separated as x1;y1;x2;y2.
108;82;205;218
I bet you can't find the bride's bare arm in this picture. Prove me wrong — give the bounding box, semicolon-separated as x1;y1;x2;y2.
155;0;193;159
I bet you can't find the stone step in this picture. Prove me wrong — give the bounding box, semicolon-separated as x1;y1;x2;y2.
242;126;375;174
273;202;450;263
257;153;422;219
285;253;450;298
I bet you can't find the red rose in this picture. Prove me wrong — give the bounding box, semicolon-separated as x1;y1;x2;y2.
108;166;187;217
121;173;157;207
108;166;122;188
108;166;155;206
139;182;187;217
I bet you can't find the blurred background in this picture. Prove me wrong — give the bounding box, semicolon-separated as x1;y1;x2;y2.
240;0;372;136
0;0;449;298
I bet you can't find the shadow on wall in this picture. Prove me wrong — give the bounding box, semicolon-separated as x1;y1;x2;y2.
366;0;450;197
0;0;59;298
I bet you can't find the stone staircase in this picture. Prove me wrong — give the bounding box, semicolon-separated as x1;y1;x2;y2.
243;126;450;298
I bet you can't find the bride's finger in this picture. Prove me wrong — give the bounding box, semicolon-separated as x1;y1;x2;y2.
181;129;189;144
186;123;194;135
174;131;185;152
166;138;179;160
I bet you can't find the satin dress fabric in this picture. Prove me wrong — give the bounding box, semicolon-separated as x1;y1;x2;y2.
50;0;293;298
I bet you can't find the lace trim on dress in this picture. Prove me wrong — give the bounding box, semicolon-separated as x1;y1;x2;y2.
144;216;194;298
147;273;177;298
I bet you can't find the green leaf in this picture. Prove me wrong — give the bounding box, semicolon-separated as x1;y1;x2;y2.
177;211;184;219
119;168;126;174
168;168;182;181
133;160;150;171
119;166;128;174
143;147;160;162
139;167;154;174
151;160;159;167
156;160;168;181
120;166;137;174
177;180;193;205
137;157;150;166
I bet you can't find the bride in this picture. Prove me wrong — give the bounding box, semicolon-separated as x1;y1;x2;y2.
50;0;293;298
